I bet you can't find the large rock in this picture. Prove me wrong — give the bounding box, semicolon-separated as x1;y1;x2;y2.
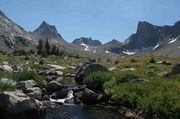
157;60;171;65
81;88;98;105
75;64;109;83
172;64;180;74
1;65;13;72
55;71;63;76
52;88;69;99
0;91;46;119
2;61;9;65
0;78;16;86
24;87;42;100
108;67;118;72
46;69;56;75
17;80;37;90
46;70;63;76
45;81;63;93
49;64;65;70
68;64;77;69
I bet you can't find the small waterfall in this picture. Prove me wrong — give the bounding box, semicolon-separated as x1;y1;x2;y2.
50;90;74;105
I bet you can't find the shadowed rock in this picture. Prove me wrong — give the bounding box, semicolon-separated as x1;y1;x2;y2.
75;63;109;84
0;91;46;119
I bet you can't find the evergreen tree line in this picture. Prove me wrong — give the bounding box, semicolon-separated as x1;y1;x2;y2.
37;39;62;57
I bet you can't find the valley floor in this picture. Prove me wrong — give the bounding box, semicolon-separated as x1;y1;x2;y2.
0;53;180;119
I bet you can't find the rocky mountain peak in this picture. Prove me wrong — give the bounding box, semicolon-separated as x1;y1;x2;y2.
36;21;57;33
39;21;56;31
32;21;62;40
109;39;121;44
136;21;156;34
72;37;102;46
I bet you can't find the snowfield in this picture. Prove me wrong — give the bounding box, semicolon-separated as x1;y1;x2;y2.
80;43;90;51
153;44;160;50
123;50;135;55
168;38;177;44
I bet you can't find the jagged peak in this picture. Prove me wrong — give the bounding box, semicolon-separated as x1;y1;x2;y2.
105;39;122;45
33;21;58;34
40;21;48;26
111;39;120;43
32;21;63;40
137;21;153;28
136;21;156;33
138;21;152;25
73;37;102;46
39;21;56;30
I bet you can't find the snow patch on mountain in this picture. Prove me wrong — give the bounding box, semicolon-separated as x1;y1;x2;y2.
80;43;90;51
93;48;97;53
153;44;160;50
105;50;119;56
123;50;135;55
168;38;177;44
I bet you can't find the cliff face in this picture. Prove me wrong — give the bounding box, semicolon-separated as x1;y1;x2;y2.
0;10;35;52
108;21;180;56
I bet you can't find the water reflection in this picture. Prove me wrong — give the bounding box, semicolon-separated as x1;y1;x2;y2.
45;105;124;119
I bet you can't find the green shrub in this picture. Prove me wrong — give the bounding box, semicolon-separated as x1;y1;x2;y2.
63;67;76;74
85;71;115;92
130;58;136;63
114;60;120;64
149;57;156;64
0;82;16;91
115;71;141;83
0;71;13;79
104;78;180;119
32;64;50;70
13;71;45;87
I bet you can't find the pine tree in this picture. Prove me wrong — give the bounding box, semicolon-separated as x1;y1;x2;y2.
45;39;50;55
51;45;57;55
56;47;60;55
37;39;44;55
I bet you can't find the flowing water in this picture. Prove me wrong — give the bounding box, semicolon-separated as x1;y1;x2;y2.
45;77;125;119
45;104;125;119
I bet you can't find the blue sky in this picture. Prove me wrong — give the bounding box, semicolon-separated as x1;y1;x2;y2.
0;0;180;43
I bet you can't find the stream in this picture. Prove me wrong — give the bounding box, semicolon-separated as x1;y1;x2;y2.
45;77;126;119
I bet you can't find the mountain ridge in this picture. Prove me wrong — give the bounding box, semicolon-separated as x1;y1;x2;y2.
0;10;180;57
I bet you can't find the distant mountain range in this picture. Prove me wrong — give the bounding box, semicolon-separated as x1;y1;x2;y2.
111;21;180;56
0;10;180;57
72;21;180;57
